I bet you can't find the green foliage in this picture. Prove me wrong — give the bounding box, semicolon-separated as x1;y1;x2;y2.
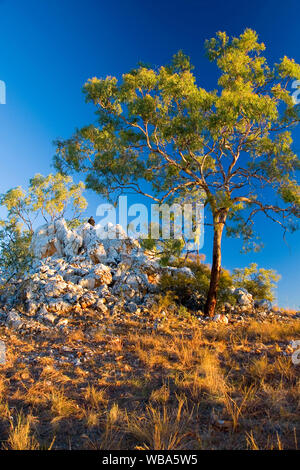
0;221;32;279
29;173;87;222
159;261;235;310
55;29;299;252
54;29;299;314
232;263;280;302
0;173;87;278
1;173;87;231
136;189;205;265
141;236;185;266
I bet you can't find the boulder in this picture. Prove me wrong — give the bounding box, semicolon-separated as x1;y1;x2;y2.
213;314;229;324
254;299;272;311
6;310;22;329
4;217;188;329
165;266;195;279
234;288;253;307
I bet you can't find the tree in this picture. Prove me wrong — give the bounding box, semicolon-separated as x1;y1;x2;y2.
232;263;280;302
0;173;87;277
160;261;235;311
140;231;185;266
54;29;300;316
0;220;32;279
1;173;87;233
140;187;204;265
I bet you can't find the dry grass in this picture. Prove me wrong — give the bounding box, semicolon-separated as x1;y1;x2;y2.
246;320;300;342
150;384;170;404
84;385;108;409
0;307;299;450
50;390;81;423
125;397;197;450
3;412;39;450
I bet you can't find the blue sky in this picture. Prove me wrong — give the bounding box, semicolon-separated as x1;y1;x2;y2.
0;0;299;308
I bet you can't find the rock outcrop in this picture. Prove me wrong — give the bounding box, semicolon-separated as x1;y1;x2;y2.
233;288;254;311
0;218;275;332
0;218;172;329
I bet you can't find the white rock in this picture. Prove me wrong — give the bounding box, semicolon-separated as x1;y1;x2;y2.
57;318;68;327
127;302;138;313
78;277;96;289
6;218;175;329
255;299;272;310
94;299;109;315
56;219;83;258
165;266;195;279
213;314;229;324
31;223;59;259
6;310;22;329
234;288;253;306
43;313;56;324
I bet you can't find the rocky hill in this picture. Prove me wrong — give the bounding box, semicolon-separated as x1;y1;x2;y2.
0;218;194;332
0;220;299;451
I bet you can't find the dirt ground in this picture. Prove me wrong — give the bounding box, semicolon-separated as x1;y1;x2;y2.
0;303;299;450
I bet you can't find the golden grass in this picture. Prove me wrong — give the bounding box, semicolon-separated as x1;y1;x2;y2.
150;384;170;404
248;356;271;380
125;397;196;450
4;412;39;450
91;403;124;450
0;312;299;450
25;380;54;406
85;409;100;428
84;385;108;409
50;390;81;422
246;320;300;342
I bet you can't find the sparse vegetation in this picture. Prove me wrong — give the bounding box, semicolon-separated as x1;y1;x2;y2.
0;173;87;279
232;263;281;302
0;24;299;454
0;302;299;450
159;260;235;310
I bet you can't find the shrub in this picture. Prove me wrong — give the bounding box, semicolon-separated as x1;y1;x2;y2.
232;263;280;302
0;173;87;279
159;260;235;311
0;221;33;280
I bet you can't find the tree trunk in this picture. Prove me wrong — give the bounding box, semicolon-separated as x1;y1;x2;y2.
204;211;227;317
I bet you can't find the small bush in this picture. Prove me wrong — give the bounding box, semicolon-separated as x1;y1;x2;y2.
0;173;87;280
159;260;236;310
232;263;280;302
0;221;33;279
